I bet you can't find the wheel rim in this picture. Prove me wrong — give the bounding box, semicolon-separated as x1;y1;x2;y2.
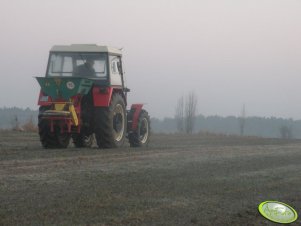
83;134;93;144
139;118;149;144
113;104;125;142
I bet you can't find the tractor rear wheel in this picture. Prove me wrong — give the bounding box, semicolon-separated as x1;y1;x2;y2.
38;106;71;149
129;110;150;147
94;93;126;148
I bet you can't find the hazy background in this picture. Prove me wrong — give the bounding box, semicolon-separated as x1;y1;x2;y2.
0;0;300;119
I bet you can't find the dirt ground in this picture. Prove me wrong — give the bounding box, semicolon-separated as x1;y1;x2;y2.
0;131;300;226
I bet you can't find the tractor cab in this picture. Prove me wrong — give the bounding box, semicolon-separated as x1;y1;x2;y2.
46;44;124;87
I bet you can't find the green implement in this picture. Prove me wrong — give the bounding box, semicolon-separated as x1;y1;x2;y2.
36;77;93;100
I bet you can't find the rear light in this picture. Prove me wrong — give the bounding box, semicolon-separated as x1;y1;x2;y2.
39;95;49;102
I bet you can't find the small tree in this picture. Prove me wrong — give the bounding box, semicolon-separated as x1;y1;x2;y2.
238;104;246;136
11;115;20;131
280;125;293;139
185;92;198;134
23;115;37;132
175;95;184;133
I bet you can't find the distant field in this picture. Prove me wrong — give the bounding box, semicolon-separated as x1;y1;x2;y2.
0;131;300;225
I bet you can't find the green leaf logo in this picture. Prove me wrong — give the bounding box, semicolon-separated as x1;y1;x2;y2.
258;201;298;224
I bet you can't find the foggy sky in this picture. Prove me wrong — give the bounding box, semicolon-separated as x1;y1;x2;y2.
0;0;300;119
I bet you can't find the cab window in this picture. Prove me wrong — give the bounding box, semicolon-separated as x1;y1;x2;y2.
110;56;121;75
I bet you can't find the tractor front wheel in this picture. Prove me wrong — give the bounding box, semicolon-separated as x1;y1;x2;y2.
129;110;150;147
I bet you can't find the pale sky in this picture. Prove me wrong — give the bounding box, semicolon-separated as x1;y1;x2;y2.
0;0;300;119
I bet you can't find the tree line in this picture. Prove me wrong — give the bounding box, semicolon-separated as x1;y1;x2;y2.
171;93;297;139
0;107;38;130
0;106;299;139
151;115;299;139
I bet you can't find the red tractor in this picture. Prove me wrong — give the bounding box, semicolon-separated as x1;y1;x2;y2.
36;44;150;148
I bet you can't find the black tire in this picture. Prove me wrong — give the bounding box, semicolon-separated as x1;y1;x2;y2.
94;93;126;148
72;132;94;148
129;110;150;147
38;106;71;149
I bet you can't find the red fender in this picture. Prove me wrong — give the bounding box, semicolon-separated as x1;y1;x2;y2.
130;104;143;130
92;87;113;107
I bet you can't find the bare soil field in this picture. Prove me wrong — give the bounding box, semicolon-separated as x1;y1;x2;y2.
0;131;301;226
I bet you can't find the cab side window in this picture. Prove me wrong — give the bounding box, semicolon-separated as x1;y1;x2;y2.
109;55;122;86
111;56;121;75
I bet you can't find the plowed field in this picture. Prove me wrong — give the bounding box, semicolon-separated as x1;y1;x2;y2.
0;131;300;225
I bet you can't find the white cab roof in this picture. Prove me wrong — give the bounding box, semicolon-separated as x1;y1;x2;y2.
50;44;122;55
